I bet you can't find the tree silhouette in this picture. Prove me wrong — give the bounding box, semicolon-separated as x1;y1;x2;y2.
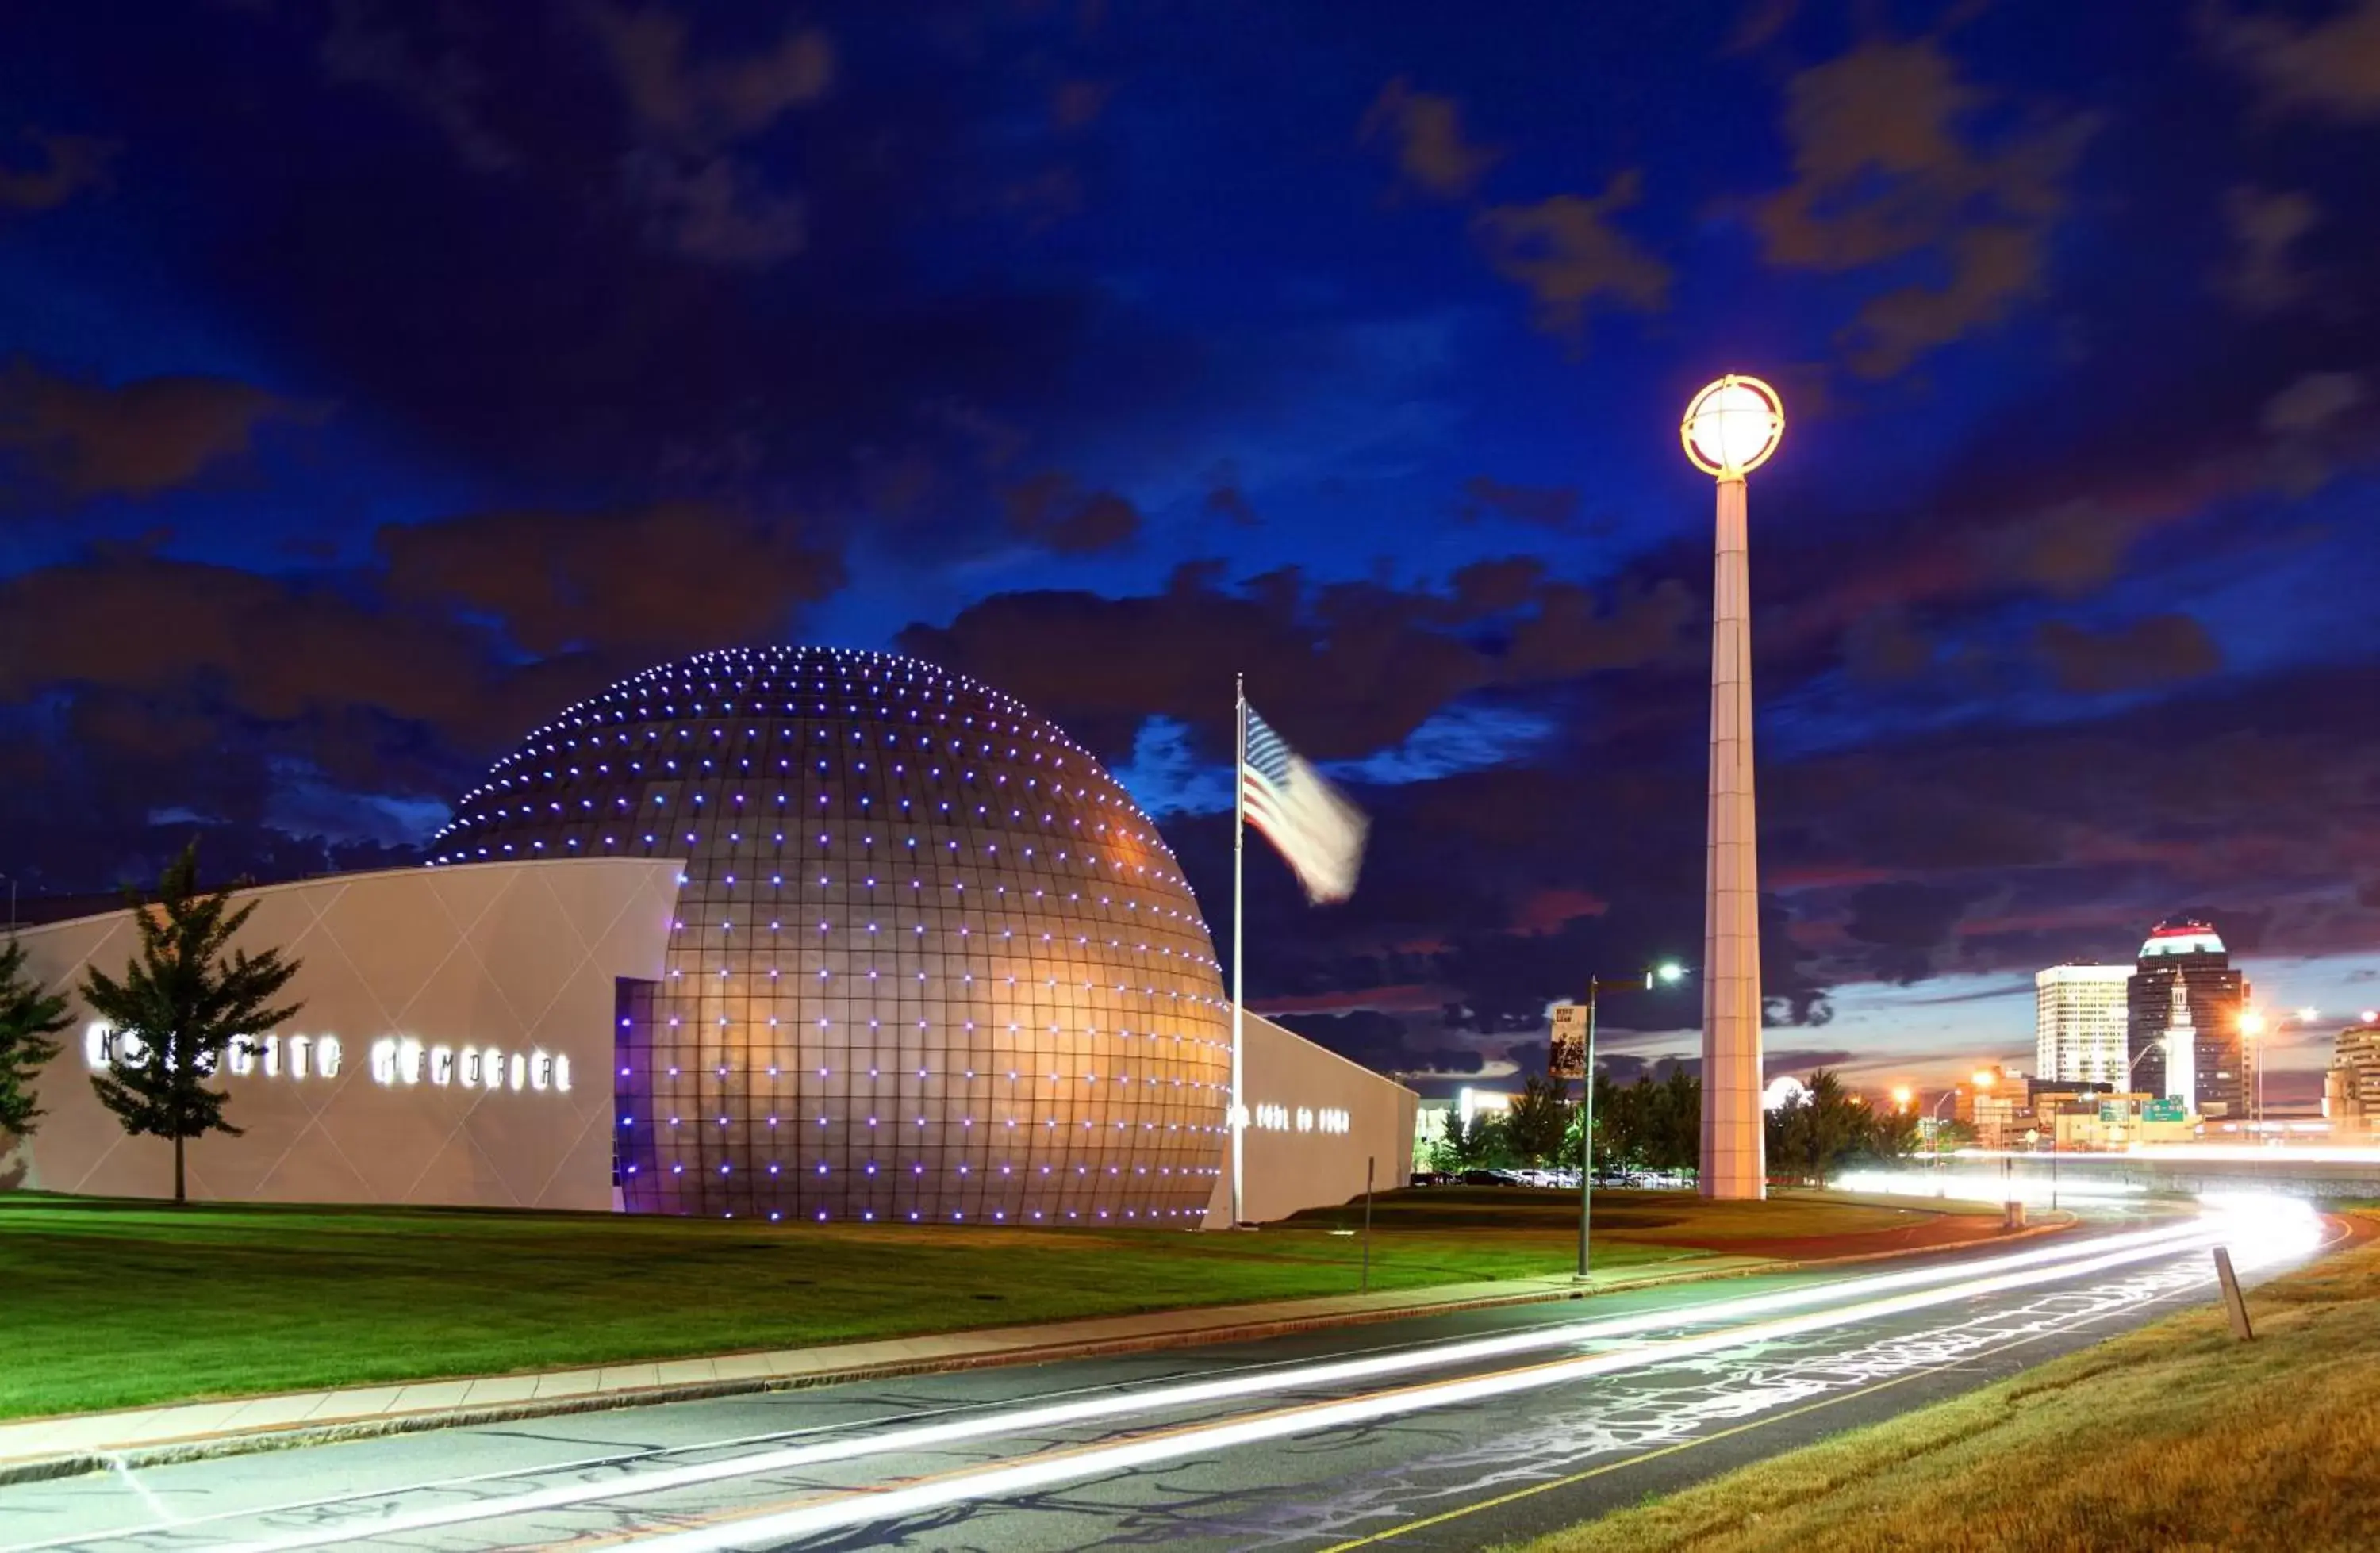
1765;1068;1918;1186
1503;1074;1573;1167
1429;1108;1510;1173
0;937;72;1141
82;843;305;1205
1580;1065;1702;1179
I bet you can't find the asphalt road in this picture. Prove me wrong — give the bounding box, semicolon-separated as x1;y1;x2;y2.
0;1197;2329;1553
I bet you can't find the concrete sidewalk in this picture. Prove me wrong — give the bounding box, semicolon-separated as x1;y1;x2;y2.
0;1215;2075;1486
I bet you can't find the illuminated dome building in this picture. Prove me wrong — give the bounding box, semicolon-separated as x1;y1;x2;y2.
430;647;1232;1224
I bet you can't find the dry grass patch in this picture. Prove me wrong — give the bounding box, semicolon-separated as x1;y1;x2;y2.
1508;1218;2380;1553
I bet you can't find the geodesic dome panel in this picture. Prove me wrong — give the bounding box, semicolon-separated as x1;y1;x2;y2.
433;646;1231;1224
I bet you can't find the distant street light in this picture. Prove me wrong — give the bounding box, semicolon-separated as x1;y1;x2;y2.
1929;1086;1960;1171
2240;1007;2319;1127
1570;961;1691;1280
2240;1010;2269;1125
1891;1085;1914;1110
1971;1068;1998;1090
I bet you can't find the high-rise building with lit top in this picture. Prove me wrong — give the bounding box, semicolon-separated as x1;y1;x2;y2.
2035;963;2131;1085
2125;919;2248;1117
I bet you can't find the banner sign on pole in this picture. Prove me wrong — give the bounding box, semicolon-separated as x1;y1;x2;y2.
1549;1003;1587;1079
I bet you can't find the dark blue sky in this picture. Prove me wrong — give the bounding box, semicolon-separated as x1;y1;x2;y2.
4;0;2377;1095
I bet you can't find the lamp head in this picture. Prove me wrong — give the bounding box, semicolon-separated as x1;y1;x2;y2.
1654;961;1686;985
1681;374;1784;479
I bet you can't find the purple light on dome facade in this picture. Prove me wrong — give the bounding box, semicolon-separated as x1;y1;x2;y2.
433;646;1232;1224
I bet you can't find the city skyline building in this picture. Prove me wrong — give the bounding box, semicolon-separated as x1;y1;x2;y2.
2327;1020;2380;1118
2035;963;2132;1085
2125;918;2248;1117
1954;1063;2024;1148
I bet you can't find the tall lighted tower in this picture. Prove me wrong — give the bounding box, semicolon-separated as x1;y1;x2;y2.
2161;976;2198;1112
2126;918;2248;1117
1681;376;1783;1201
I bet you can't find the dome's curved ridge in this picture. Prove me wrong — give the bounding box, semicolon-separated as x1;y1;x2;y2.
431;646;1229;1224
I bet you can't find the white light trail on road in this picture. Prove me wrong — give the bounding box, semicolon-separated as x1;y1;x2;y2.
624;1210;2313;1553
1956;1144;2380;1164
197;1210;2290;1553
1834;1169;2146;1206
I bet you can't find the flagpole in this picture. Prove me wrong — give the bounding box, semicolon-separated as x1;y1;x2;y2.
1231;672;1247;1228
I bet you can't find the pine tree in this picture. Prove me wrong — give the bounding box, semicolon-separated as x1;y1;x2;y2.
0;937;73;1140
81;843;305;1205
1430;1109;1501;1174
1503;1074;1573;1167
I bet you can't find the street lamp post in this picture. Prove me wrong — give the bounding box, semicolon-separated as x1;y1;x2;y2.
1682;376;1783;1202
2293;1007;2319;1125
2240;1010;2267;1127
2240;1007;2320;1130
1929;1086;1960;1172
1574;962;1686;1280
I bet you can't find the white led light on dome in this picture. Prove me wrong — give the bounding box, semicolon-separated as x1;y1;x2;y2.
447;645;1231;1226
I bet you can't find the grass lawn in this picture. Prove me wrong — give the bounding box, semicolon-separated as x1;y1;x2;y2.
2;1186;1979;1421
1506;1215;2380;1553
1292;1188;1990;1247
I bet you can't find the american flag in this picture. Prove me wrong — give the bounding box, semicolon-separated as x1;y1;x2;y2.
1242;704;1368;904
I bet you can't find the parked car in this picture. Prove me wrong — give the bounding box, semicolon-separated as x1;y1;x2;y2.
1457;1168;1521;1186
1407;1171;1453;1187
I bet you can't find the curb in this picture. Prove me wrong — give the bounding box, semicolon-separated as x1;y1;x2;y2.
0;1214;2079;1488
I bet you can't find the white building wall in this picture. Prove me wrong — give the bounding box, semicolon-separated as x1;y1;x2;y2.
1207;1013;1418;1226
3;858;679;1210
2036;964;2132;1085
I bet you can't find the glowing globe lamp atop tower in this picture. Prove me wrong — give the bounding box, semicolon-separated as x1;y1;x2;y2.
1680;374;1786;478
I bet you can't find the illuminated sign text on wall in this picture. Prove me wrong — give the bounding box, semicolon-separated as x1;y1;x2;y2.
81;1023;569;1095
1234;1103;1352;1135
83;1024;343;1079
367;1037;571;1094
